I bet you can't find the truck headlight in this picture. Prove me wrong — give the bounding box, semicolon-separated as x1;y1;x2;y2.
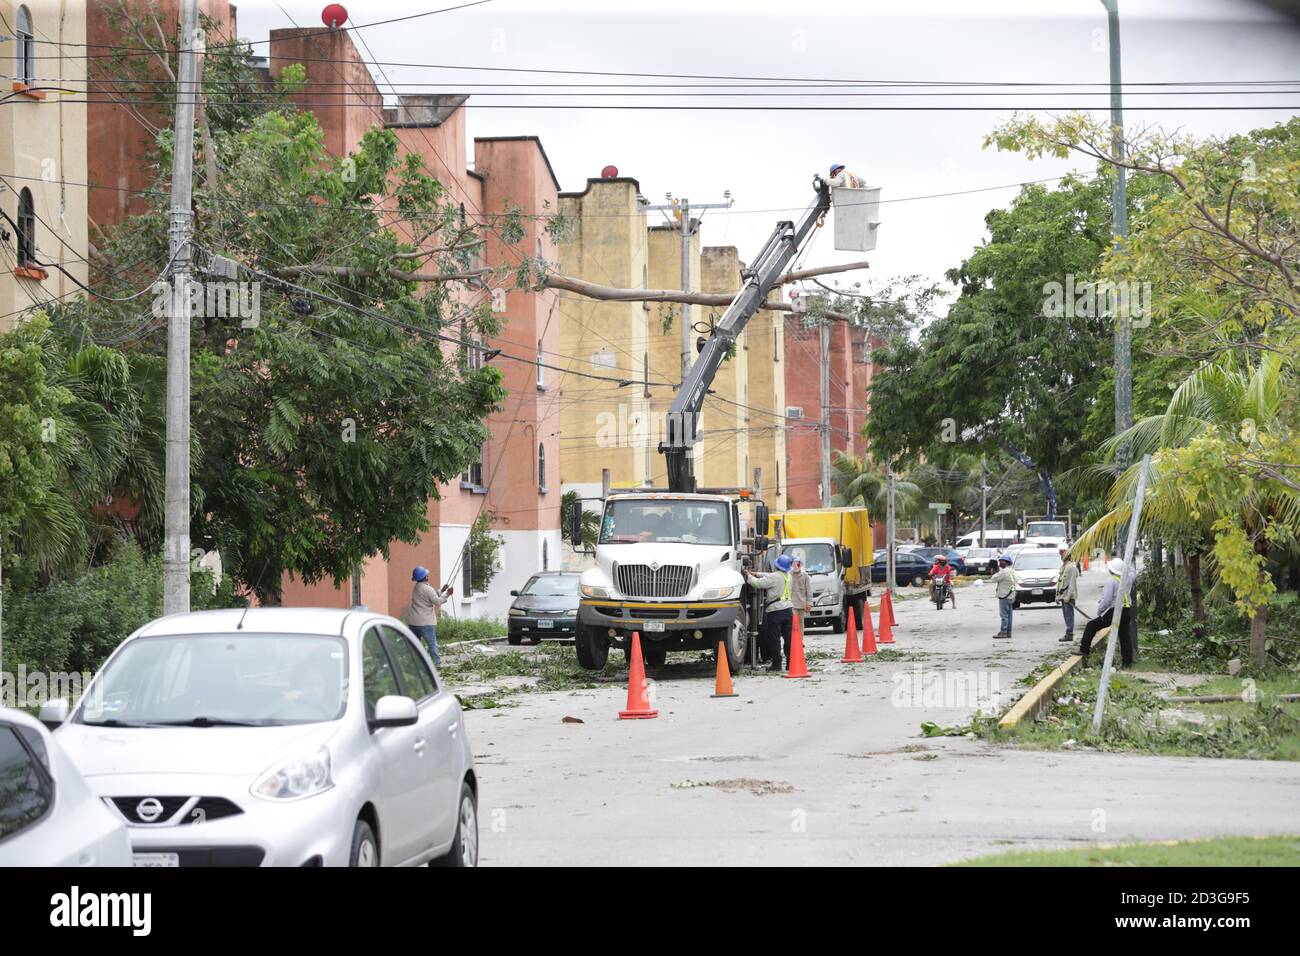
700;586;737;600
815;592;837;606
252;746;333;801
581;585;610;599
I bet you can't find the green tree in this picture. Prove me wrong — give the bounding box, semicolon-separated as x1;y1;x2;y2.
561;490;599;550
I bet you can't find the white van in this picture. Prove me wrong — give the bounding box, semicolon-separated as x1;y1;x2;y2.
955;530;1019;551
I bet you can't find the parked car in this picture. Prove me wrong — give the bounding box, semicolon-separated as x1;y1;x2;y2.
962;547;999;575
954;530;1019;551
45;608;478;867
912;547;967;576
1011;549;1063;607
0;706;131;866
870;551;934;587
508;571;580;645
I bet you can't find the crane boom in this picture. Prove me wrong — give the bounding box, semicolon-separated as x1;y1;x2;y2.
659;175;832;492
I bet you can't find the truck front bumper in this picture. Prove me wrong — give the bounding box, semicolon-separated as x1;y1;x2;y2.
579;600;741;643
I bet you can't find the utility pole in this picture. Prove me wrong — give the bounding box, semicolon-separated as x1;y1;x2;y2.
885;462;896;600
979;457;988;548
163;0;201;615
819;316;831;507
645;193;733;380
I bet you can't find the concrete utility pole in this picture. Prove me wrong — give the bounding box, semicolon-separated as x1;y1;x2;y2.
163;0;202;616
645;193;733;380
979;457;988;548
820;317;832;507
885;462;896;599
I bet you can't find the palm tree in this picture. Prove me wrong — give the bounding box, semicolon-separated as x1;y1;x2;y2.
829;452;920;534
1074;352;1298;664
561;490;600;551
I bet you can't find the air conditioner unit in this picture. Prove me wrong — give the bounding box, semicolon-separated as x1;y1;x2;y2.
785;406;804;419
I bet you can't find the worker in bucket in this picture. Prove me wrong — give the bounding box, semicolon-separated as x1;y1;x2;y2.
827;163;865;188
991;553;1016;639
1079;558;1135;667
745;554;795;672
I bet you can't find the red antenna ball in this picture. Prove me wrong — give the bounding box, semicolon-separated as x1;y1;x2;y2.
321;4;349;28
600;165;619;179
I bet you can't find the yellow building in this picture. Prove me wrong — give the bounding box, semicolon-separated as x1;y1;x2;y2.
0;1;88;332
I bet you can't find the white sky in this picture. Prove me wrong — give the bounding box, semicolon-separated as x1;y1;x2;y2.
236;0;1300;310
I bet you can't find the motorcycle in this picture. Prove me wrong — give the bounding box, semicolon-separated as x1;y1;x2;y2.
929;572;955;610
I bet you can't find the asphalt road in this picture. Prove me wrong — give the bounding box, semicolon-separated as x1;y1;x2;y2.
462;568;1300;865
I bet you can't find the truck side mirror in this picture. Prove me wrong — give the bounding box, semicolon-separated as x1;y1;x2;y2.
569;503;584;551
755;504;770;536
841;546;853;568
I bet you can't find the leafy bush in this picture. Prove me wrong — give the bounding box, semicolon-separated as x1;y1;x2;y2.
437;616;505;644
1135;562;1193;632
2;538;243;676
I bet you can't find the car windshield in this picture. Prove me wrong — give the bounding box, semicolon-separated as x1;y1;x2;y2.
783;543;836;574
1026;522;1068;538
599;499;731;545
1015;553;1062;571
77;633;348;727
521;575;579;596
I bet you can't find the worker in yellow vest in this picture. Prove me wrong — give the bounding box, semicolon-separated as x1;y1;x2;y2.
746;554;795;672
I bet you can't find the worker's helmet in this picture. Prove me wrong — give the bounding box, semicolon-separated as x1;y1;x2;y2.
998;553;1012;565
1107;558;1125;577
935;554;948;564
829;163;845;176
774;554;794;572
412;565;430;582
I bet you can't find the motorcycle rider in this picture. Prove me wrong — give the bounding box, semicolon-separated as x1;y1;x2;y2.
928;553;956;607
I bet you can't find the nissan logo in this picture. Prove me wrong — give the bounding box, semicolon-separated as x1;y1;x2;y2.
136;798;165;823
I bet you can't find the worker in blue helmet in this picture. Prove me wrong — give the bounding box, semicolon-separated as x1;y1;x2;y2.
745;553;796;671
827;163;864;188
408;565;453;666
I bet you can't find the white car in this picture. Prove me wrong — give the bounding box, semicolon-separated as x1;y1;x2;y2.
0;706;131;866
43;607;478;867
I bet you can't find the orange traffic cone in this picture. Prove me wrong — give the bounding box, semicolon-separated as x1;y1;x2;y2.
784;613;810;678
842;606;863;663
861;597;878;655
619;632;658;719
878;589;896;644
1083;552;1090;571
711;641;738;698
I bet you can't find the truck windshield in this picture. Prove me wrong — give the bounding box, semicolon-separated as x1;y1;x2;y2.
783;543;836;574
1026;522;1067;538
599;499;731;545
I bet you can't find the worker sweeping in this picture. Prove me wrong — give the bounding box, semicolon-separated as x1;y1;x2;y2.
1079;558;1135;667
746;555;795;672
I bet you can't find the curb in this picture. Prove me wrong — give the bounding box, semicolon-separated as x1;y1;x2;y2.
998;626;1111;729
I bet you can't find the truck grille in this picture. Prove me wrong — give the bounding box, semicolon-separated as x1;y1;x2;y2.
616;564;694;598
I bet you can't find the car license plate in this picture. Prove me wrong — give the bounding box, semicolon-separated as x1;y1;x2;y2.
133;852;180;868
1032;588;1044;595
645;621;665;632
537;619;553;629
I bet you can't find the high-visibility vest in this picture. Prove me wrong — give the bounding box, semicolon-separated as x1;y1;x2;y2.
1111;573;1131;608
781;573;792;602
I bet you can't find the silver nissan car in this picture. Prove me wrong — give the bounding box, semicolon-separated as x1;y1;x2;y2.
44;607;477;867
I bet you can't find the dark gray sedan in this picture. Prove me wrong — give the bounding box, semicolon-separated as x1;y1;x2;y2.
507;572;580;645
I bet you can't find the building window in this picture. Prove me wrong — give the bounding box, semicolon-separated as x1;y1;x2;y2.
542;539;549;571
461;445;484;489
537;443;547;492
461;542;473;595
536;339;545;388
15;7;34;86
17;188;36;267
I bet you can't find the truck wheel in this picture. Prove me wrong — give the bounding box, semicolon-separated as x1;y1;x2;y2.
643;644;668;667
722;617;748;671
574;624;609;670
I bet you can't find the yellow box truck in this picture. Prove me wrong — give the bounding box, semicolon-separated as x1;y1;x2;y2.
769;507;873;632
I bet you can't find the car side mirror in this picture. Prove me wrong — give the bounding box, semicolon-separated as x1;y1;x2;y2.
39;698;70;730
510;590;519;596
369;695;418;730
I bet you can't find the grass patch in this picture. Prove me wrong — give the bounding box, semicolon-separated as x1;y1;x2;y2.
979;667;1300;760
437;616;507;644
953;835;1300;867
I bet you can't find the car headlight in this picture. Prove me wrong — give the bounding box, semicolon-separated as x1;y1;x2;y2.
252;746;333;801
699;586;737;600
509;608;526;617
581;584;610;599
560;608;578;617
